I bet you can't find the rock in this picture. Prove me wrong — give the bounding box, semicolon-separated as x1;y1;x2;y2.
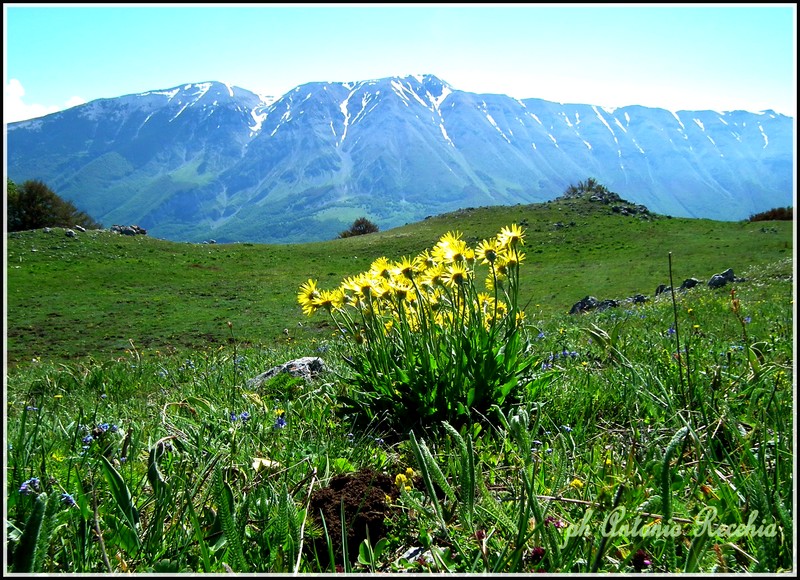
570;296;600;315
707;268;740;288
679;278;702;290
248;356;325;388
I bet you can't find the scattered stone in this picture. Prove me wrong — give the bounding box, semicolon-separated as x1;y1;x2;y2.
573;267;745;314
74;225;86;232
65;229;76;238
111;224;147;236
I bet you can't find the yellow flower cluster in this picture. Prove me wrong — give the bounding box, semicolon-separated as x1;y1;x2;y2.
297;225;527;335
395;467;416;492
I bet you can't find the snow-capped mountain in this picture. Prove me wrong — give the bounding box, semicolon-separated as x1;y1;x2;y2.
6;74;793;243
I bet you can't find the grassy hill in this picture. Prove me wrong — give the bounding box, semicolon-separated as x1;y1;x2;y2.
5;194;793;366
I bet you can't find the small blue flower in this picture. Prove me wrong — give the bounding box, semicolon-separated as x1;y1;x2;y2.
82;435;94;445
60;492;77;507
25;405;38;412
230;412;238;422
98;423;110;433
274;416;287;429
743;316;751;324
537;331;546;339
239;411;251;422
561;425;573;433
374;437;384;445
666;327;676;336
19;477;41;496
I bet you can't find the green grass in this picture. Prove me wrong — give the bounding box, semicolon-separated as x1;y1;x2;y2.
5;196;795;573
6;196;793;366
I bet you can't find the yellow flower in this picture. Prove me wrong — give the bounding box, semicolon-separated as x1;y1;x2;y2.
389;279;413;302
420;264;446;289
395;473;408;487
475;238;501;265
415;249;437;270
392;256;418;280
297;279;321;315
570;478;584;490
442;262;470;288
405;467;415;478
313;288;345;312
502;250;526;268
485;271;506;292
497;224;525;249
433;231;469;264
369;256;393;279
343;272;379;298
476;293;496;315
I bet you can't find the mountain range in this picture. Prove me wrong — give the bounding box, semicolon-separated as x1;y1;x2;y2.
5;74;794;243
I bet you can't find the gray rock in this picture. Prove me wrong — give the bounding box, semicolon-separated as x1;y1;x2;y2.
248;356;325;388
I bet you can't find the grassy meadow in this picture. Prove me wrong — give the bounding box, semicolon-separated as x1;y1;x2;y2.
5;195;795;573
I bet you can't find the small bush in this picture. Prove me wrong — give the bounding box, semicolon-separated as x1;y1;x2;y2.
338;217;379;238
748;206;793;221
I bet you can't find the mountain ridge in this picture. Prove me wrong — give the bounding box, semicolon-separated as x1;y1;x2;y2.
6;74;793;243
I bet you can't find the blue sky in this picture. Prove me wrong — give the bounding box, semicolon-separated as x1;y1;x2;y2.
3;3;797;122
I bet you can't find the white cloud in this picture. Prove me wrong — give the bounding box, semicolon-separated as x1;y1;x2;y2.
4;79;86;123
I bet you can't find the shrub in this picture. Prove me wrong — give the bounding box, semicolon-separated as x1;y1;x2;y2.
7;178;102;232
748;206;793;221
338;217;379;238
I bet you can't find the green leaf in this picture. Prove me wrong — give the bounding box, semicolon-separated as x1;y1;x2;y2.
104;512;140;555
98;455;140;538
12;492;48;573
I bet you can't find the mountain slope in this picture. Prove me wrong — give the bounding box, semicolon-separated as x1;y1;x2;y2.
6;74;793;243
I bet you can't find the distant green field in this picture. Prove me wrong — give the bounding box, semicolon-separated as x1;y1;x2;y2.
5;196;793;366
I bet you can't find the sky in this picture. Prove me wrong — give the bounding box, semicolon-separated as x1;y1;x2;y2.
3;3;797;123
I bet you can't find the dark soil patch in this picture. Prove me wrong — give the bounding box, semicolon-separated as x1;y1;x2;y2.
307;468;399;568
